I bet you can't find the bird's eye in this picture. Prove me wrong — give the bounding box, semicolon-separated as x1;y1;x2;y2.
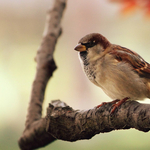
82;40;96;48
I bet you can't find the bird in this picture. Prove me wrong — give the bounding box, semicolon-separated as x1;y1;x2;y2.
74;33;150;113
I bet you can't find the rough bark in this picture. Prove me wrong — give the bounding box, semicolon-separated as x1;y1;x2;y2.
46;100;150;141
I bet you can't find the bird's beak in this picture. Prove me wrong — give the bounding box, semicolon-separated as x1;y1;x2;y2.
74;44;86;52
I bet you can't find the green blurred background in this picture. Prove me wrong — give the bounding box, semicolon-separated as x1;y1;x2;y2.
1;0;150;149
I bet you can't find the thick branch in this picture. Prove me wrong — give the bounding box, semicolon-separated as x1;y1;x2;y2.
18;0;67;149
46;100;150;141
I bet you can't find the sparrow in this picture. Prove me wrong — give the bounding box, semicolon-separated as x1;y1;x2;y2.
74;33;150;113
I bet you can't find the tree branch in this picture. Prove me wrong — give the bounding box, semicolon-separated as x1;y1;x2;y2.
18;0;150;149
46;100;150;141
18;0;67;149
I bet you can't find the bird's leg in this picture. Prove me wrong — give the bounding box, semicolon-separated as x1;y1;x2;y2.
96;99;120;108
111;97;129;113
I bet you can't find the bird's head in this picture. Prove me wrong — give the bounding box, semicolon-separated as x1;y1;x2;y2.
74;33;111;62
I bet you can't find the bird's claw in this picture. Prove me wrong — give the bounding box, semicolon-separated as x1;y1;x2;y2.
96;97;129;114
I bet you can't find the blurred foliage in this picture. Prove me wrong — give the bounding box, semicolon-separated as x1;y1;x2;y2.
110;0;150;16
1;0;150;149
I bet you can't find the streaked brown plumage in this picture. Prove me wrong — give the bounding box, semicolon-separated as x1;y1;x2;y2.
74;33;150;113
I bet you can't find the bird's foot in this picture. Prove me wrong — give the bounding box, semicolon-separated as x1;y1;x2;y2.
96;99;120;108
96;97;129;113
111;97;129;113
